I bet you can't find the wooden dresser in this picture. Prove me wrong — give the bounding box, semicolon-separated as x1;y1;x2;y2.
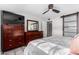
25;31;43;45
2;24;25;51
1;11;25;52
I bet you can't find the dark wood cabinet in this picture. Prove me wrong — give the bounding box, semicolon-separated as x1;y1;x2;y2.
1;11;25;52
2;24;25;52
1;10;43;52
25;31;43;45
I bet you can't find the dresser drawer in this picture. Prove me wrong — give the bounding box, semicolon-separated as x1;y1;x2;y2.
25;31;43;44
3;39;16;50
15;40;25;47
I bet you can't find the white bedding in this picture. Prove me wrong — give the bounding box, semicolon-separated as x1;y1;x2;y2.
43;36;72;48
24;36;72;55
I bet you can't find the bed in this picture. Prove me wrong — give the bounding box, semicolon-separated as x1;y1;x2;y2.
24;36;72;55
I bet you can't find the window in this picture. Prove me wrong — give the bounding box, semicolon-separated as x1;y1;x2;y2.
62;12;79;37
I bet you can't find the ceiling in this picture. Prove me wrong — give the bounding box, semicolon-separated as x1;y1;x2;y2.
0;4;79;20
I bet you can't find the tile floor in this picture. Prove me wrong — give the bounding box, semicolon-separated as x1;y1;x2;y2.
0;46;26;55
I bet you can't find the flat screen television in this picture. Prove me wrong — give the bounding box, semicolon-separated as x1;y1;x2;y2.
2;10;24;24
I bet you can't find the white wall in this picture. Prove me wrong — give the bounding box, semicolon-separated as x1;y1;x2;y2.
42;21;47;37
52;18;63;36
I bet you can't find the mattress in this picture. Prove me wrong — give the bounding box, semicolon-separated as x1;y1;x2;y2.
24;36;72;55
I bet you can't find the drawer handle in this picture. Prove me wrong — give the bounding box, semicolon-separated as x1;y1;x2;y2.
9;40;12;41
9;44;12;46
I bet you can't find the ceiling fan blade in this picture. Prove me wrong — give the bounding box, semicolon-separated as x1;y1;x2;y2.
52;9;60;13
42;9;49;14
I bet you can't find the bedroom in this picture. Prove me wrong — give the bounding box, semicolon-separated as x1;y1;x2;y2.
0;4;79;55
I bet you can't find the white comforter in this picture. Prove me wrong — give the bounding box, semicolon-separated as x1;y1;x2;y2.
24;37;71;55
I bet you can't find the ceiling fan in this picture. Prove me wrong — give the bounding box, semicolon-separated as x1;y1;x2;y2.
42;4;60;14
